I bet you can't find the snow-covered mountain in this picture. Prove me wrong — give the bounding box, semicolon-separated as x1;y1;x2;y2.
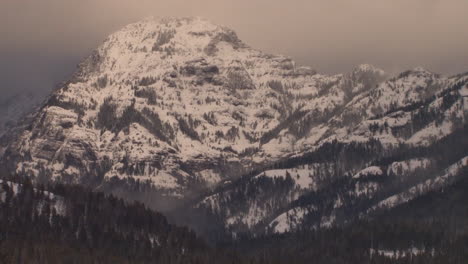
0;17;467;234
0;17;385;193
192;69;468;236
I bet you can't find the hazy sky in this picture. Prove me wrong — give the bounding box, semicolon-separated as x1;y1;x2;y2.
1;0;468;97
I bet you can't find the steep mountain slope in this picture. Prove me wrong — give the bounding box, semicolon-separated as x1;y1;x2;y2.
190;72;468;237
0;17;387;204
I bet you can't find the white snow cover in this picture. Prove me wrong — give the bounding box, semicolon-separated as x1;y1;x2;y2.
353;181;380;197
370;248;431;259
320;213;337;228
353;166;383;179
0;180;66;216
255;168;315;189
269;207;309;233
225;203;269;228
459;83;468;97
387;158;431;176
369;156;468;212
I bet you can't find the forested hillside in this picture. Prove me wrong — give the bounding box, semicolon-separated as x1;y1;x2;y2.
221;166;468;264
1;168;468;263
0;176;217;263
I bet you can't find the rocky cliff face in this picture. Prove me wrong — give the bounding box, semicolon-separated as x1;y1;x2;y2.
1;17;467;228
0;18;385;195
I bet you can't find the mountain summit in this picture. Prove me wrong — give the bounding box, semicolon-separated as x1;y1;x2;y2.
1;17;466;222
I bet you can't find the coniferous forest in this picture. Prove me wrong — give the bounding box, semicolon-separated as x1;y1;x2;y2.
1;167;467;263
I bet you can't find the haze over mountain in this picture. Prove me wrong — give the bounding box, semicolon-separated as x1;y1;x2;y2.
2;0;468;99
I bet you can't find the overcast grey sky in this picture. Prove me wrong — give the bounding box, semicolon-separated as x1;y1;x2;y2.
1;0;468;97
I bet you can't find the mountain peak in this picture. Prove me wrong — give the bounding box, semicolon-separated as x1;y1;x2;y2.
355;64;377;72
104;16;245;53
353;64;385;76
88;16;248;80
396;66;437;80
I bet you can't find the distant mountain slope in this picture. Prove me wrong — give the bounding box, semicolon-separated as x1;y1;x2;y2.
190;82;468;237
222;168;468;264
